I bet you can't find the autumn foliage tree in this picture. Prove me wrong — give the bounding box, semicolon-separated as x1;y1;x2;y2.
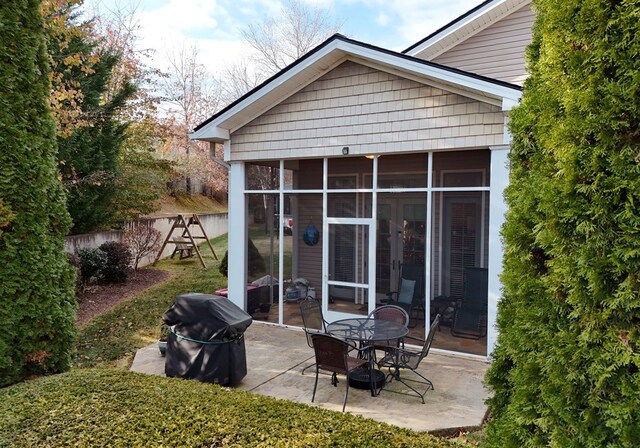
484;1;640;446
0;0;76;386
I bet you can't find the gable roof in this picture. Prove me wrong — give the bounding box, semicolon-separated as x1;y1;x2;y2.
403;0;531;60
192;34;521;142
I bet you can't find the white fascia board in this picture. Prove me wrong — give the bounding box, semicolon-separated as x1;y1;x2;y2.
502;96;521;111
189;126;229;142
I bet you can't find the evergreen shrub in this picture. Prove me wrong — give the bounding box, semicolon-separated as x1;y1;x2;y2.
219;239;266;279
76;247;108;284
0;369;455;447
484;1;640;446
98;241;132;283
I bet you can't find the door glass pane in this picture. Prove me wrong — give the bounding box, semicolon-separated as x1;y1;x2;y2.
401;203;426;266
376;204;392;297
328;223;369;316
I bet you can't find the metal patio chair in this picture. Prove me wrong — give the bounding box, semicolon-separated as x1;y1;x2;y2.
300;298;328;374
376;314;441;403
384;263;425;328
368;305;409;360
310;333;370;412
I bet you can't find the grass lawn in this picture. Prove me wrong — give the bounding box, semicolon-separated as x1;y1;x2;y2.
0;234;478;447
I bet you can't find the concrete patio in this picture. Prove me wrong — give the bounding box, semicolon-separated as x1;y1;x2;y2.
130;322;490;433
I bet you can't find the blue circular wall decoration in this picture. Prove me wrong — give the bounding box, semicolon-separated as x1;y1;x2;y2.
303;223;319;246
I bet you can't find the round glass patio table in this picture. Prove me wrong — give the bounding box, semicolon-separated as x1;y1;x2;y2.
326;317;409;396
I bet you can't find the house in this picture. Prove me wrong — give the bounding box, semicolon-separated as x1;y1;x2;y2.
191;0;534;359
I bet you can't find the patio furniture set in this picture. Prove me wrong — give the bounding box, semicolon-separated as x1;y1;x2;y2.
300;298;441;412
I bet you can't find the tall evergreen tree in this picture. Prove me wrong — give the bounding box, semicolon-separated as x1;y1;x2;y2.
0;0;76;386
43;1;136;233
49;22;135;233
485;1;640;446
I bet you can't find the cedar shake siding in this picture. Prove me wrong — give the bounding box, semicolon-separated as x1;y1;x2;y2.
229;61;504;161
431;4;534;86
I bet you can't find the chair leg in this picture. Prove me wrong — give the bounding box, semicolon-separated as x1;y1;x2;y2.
312;366;320;403
342;379;349;412
380;367;433;404
394;370;433;404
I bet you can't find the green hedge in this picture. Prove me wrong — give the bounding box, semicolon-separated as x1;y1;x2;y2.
0;369;461;447
485;1;640;446
0;0;76;386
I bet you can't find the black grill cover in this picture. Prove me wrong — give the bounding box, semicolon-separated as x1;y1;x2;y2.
163;293;252;385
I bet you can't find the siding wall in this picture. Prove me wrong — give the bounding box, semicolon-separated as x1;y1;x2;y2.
230;61;504;161
431;4;534;86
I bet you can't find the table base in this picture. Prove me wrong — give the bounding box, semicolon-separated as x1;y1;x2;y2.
348;368;385;391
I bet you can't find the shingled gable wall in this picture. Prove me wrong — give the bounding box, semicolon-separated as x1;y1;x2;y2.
229;60;504;161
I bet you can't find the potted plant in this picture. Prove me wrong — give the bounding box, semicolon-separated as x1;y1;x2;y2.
158;323;169;356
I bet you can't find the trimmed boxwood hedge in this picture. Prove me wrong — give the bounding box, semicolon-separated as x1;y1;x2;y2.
0;369;462;447
0;0;76;386
484;1;640;446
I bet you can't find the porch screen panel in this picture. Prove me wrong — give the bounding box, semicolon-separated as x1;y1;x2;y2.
245;193;280;325
432;150;490;187
327;157;372;188
245;162;280;190
377;153;427;189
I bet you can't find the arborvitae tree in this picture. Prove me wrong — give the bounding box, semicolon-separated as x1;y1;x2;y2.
485;1;640;446
0;0;76;386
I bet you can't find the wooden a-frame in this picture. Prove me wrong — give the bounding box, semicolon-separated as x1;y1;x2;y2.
154;214;218;268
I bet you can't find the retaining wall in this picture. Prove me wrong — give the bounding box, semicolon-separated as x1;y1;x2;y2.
64;213;228;268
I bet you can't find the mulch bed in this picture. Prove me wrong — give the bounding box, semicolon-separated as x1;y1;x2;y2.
75;269;170;326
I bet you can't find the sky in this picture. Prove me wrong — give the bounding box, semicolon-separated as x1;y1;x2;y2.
85;0;483;78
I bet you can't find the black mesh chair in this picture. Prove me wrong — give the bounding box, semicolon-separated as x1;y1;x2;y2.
310;333;370;412
385;263;425;328
300;299;328;374
451;267;488;339
368;305;409;359
376;314;441;403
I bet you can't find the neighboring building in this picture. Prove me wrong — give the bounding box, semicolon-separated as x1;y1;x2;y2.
192;0;534;358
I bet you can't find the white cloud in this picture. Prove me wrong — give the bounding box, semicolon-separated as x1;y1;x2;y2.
86;0;483;80
375;12;389;27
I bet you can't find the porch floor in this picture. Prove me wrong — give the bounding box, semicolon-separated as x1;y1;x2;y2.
131;322;490;433
259;299;487;356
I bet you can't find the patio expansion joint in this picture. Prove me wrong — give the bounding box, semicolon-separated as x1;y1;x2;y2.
248;354;315;392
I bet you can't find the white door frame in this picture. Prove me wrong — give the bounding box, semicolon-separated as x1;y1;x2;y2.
323;217;376;322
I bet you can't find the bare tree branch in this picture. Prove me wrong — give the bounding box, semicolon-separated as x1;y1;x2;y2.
239;0;342;77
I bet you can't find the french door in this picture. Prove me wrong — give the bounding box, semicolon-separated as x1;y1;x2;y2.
376;198;426;302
